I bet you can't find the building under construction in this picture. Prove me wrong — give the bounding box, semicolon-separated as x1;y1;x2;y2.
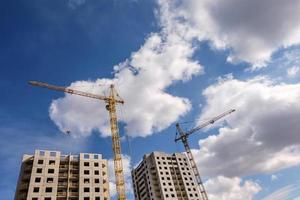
27;80;235;200
14;150;110;200
132;152;202;200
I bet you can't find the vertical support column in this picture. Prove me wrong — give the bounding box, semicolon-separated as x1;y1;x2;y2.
176;124;209;200
66;155;71;199
182;137;208;200
107;85;126;200
170;154;183;199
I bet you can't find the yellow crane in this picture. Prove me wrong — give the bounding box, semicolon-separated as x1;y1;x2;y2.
175;109;236;200
29;80;127;200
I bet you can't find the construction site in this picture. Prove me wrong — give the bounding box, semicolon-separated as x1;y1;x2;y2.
3;1;300;200
14;81;235;200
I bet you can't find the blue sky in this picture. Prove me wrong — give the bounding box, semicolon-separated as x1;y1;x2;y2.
1;0;300;199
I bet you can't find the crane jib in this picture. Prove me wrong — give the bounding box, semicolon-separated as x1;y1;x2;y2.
174;109;236;200
28;80;127;200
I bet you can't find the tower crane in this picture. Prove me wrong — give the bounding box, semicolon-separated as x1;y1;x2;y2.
29;80;127;200
175;109;235;200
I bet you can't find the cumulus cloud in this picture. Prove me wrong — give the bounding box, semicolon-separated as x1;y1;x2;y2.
108;155;132;197
287;66;300;77
193;76;300;177
166;0;300;68
49;0;202;138
205;176;261;200
49;0;300;138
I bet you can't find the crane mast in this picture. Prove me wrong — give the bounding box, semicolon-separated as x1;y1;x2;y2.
106;85;126;200
176;124;208;200
175;109;235;200
29;81;126;200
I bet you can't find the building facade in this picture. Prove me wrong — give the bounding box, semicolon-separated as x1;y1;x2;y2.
132;152;202;200
15;150;110;200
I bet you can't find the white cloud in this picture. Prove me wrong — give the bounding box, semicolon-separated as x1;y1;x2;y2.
271;174;278;181
262;184;299;200
266;47;300;79
193;76;300;177
68;0;86;9
205;176;261;200
273;48;300;67
48;0;300;138
49;1;203;138
165;0;300;68
108;155;132;197
287;66;300;77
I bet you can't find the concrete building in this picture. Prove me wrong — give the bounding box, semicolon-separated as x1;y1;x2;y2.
15;150;110;200
132;152;202;200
